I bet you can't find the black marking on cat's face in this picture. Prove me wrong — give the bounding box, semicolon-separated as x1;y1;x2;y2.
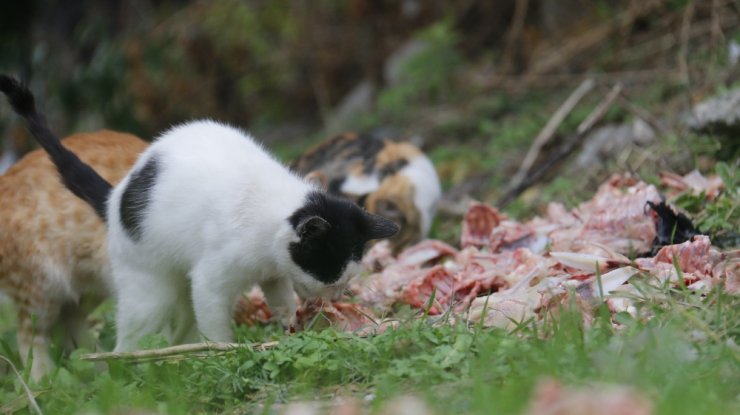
288;191;399;285
120;156;159;241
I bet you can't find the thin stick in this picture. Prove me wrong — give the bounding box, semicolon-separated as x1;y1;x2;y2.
508;78;595;191
498;83;620;207
616;94;668;135
80;341;279;362
0;355;43;415
577;83;623;135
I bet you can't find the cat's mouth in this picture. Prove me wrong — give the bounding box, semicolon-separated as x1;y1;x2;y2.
293;281;346;302
293;283;310;300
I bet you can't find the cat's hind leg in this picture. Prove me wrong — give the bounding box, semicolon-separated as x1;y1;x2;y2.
58;296;102;353
112;265;180;352
170;284;197;344
16;296;61;381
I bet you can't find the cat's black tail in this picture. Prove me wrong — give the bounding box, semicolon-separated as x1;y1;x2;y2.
0;75;111;220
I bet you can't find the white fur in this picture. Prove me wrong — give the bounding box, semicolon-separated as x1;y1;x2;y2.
106;120;356;351
399;155;441;237
340;172;381;195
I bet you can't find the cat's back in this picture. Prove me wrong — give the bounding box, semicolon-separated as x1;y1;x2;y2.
111;121;308;256
1;129;146;218
1;130;146;208
151;120;275;167
142;120;304;195
0;130;147;286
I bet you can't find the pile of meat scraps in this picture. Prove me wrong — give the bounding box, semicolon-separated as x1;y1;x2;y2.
235;173;737;332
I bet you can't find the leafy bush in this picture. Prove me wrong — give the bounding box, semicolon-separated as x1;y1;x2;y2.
377;21;462;116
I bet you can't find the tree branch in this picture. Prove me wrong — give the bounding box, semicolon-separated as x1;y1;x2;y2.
80;341;280;362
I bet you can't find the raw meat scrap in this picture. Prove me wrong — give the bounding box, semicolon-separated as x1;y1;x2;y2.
292;300;386;335
474;248;551;290
233;289;385;335
233;287;273;326
489;219;540;252
362;240;395;272
549;179;662;255
660;170;724;200
399;265;459;314
722;257;740;294
467;289;539;330
549;251;630;274
341;173;734;331
650;235;716;275
461;202;505;248
352;264;427;307
397;239;458;266
634;235;723;287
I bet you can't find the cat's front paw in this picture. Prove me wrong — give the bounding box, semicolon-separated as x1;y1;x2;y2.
280;314;298;333
270;306;297;332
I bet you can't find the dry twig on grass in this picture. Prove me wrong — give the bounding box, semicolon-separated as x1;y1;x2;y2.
80;341;280;363
498;83;623;207
577;83;623;135
507;78;595;193
616;94;668;136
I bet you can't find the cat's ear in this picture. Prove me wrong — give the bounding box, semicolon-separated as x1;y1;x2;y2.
305;170;328;190
297;216;331;240
364;213;400;241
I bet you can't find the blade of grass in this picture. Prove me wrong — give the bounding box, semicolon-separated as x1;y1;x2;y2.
0;354;43;415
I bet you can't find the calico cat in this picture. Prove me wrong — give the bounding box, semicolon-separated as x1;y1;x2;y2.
1;76;398;352
292;132;441;252
0;129;146;379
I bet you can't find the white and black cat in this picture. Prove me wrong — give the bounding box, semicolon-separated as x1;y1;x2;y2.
0;76;398;351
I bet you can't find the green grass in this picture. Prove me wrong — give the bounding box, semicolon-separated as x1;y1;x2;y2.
1;279;738;414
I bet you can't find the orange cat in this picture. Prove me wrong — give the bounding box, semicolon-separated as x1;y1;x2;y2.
0;130;146;379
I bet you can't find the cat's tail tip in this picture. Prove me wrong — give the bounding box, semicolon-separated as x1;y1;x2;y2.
0;75;36;117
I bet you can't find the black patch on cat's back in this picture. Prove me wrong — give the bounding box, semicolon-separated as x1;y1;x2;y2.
291;132;385;176
288;192;368;284
379;158;408;179
120;156;159;241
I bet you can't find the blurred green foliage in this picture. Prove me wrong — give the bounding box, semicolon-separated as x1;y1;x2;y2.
378;20;462;117
674;162;739;246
